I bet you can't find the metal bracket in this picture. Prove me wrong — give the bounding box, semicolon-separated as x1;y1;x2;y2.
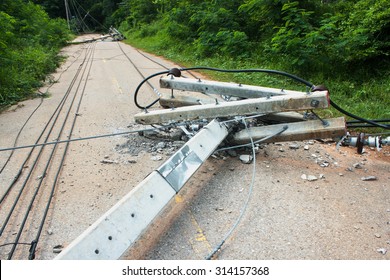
309;110;329;127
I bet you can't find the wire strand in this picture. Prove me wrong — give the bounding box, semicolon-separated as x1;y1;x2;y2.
0;47;85;175
206;118;257;260
216;125;289;153
0;123;187;153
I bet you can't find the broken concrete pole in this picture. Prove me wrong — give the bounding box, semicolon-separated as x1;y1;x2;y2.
135;91;330;125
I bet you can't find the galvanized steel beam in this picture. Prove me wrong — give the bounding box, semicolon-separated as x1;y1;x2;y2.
157;120;229;192
55;120;229;259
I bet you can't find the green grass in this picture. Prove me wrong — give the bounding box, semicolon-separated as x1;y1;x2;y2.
124;29;389;132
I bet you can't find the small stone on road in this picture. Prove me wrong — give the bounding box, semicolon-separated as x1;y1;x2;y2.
239;155;253;164
361;176;377;181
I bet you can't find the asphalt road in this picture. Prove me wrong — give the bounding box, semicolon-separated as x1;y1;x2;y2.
0;36;389;260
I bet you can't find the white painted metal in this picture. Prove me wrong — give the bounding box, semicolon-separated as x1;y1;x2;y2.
158;120;229;192
160;76;306;99
55;171;176;260
55;120;228;260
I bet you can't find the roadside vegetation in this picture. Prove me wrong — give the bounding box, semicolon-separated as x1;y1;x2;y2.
0;0;71;109
114;0;389;126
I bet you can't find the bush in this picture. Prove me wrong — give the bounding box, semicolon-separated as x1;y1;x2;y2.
195;30;249;57
0;0;71;108
338;0;390;65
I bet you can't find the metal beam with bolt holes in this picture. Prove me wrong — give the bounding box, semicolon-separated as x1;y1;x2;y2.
54;120;229;260
231;117;346;144
134;91;329;125
160;77;307;99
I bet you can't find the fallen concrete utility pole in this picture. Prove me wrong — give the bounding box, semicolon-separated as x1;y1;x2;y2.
67;35;113;45
159;94;308;123
68;27;124;45
231;117;346;144
55;120;229;259
135;91;329;125
159;91;225;108
108;26;125;41
160;76;305;99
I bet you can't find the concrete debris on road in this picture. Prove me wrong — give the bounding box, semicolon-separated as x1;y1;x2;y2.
301;174;319;181
156;142;166;149
319;161;330;167
361;176;378;181
239;154;253;164
353;163;363;169
100;159;118;164
289;144;300;150
377;248;387;255
151;156;163;161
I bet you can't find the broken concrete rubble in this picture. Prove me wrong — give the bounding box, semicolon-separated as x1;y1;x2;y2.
239;154;253;164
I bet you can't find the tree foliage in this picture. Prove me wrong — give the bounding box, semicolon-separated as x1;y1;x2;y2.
112;0;390;73
0;0;71;107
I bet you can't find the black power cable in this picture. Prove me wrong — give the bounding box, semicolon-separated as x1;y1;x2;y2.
0;43;95;259
28;42;97;260
347;123;390;129
347;118;390;124
0;45;93;208
133;67;389;130
135;49;199;79
329;100;389;130
0;46;85;175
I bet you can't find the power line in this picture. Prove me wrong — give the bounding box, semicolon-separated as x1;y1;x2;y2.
0;125;177;153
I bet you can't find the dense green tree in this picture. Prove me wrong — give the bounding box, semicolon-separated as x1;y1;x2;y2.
110;0;390;73
0;0;71;107
32;0;66;18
